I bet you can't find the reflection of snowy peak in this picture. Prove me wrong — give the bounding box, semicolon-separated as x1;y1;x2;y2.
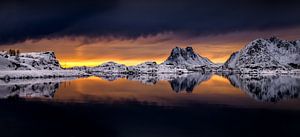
224;37;300;71
169;73;212;93
100;73;212;93
162;47;214;67
224;74;300;102
0;51;61;70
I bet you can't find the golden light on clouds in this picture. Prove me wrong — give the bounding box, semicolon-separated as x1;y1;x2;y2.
1;26;300;68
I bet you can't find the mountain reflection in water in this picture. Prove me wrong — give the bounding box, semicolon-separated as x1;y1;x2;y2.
0;73;300;109
223;74;300;102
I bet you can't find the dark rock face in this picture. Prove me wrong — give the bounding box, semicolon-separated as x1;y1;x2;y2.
163;47;214;67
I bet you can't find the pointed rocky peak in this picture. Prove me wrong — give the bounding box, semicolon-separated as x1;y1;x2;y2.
168;46;197;58
163;46;214;67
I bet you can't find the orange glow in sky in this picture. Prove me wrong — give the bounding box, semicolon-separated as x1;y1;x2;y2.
1;26;300;68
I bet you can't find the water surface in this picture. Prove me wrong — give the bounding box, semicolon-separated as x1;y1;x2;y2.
1;73;300;110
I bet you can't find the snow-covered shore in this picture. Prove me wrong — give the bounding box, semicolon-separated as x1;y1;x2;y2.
0;70;91;80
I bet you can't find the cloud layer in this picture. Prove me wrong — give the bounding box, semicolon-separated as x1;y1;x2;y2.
1;0;300;44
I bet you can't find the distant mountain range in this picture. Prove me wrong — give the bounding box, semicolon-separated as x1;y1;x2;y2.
0;37;299;77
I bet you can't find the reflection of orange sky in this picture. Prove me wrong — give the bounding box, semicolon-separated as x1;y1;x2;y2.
53;76;300;109
54;76;247;105
1;26;300;67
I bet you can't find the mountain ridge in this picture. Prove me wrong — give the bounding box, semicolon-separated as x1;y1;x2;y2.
1;37;300;76
223;37;300;73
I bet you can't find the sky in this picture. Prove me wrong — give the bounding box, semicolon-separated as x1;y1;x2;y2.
1;0;300;67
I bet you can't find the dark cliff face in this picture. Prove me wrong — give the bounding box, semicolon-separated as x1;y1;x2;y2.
167;47;198;61
164;47;213;66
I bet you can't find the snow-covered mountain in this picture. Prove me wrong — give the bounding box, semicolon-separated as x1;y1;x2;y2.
87;47;216;74
0;51;90;79
89;61;128;73
223;37;300;73
128;61;158;74
162;47;214;68
125;47;216;74
0;51;61;70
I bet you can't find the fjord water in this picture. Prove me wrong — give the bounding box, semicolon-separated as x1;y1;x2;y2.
54;74;300;109
2;73;300;109
1;73;300;137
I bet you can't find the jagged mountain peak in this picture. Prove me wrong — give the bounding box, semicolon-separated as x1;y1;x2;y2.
169;46;197;59
163;46;214;67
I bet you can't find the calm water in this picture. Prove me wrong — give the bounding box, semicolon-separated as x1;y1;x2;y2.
1;73;300;109
1;73;300;137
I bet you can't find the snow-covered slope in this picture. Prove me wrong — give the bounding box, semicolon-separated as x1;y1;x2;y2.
89;61;128;73
162;47;214;68
0;70;90;79
223;37;300;73
0;51;61;70
126;47;216;74
0;51;90;79
128;61;158;74
223;51;240;69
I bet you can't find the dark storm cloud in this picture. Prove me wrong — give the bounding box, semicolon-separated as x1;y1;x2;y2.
1;0;300;44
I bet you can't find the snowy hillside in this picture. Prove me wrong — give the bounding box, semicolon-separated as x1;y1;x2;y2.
223;37;300;73
0;51;61;70
128;61;158;74
0;51;90;79
89;61;128;73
